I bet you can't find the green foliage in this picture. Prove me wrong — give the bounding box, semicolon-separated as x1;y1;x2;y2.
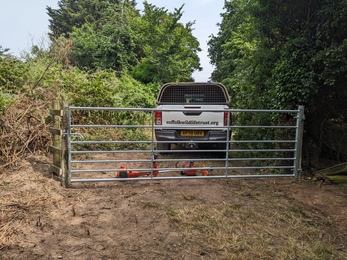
58;69;157;150
58;68;157;132
117;75;158;108
0;50;28;94
208;0;260;83
208;0;347;166
0;47;27;110
47;0;135;39
131;3;201;83
47;1;201;82
47;0;139;72
70;1;138;71
208;0;264;109
0;39;158;149
60;68;156;108
0;92;13;111
266;38;316;110
63;69;118;107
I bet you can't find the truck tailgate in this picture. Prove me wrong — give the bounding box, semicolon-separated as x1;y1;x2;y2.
160;105;227;128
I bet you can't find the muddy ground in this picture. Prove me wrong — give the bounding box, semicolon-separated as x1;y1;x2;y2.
1;154;347;260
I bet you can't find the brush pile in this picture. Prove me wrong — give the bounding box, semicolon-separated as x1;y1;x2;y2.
0;94;52;172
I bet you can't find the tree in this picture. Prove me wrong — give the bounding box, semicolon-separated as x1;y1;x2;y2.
47;1;201;82
208;0;262;108
47;0;139;72
130;2;201;83
70;8;137;71
208;0;347;166
47;0;136;39
255;0;347;163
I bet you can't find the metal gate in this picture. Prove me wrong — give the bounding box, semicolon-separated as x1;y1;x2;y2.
63;106;304;185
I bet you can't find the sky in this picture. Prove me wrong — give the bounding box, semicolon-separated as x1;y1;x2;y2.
0;0;224;82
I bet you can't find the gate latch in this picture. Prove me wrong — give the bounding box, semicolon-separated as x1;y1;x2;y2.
63;131;84;139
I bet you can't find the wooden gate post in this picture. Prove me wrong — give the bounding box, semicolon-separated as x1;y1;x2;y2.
49;100;70;187
49;101;63;176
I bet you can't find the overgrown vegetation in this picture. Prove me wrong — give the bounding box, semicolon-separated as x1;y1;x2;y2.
0;45;157;170
0;1;204;170
47;0;201;83
208;0;347;169
1;0;347;172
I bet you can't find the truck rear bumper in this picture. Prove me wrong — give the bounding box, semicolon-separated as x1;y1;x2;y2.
155;129;230;142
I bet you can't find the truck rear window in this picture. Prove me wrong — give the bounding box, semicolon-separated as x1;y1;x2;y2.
157;83;229;104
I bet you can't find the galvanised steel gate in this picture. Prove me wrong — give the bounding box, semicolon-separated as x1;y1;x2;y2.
63;106;304;185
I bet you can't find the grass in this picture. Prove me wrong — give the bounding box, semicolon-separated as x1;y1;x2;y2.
165;188;345;260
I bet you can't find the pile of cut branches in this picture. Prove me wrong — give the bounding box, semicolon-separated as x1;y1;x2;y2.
0;94;52;171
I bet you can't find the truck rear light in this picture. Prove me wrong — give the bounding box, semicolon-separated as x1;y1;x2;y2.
224;111;231;126
155;111;162;125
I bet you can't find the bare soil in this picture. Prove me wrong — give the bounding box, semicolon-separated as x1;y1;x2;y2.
1;154;347;260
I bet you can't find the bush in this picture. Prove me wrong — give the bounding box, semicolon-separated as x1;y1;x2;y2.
0;55;28;94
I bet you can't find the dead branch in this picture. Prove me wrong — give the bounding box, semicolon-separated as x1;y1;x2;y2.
0;95;52;171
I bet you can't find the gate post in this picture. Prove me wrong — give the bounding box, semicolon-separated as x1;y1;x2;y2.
49;100;63;177
294;105;305;182
61;101;70;188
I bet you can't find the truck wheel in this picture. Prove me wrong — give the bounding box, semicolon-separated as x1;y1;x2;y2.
157;143;171;154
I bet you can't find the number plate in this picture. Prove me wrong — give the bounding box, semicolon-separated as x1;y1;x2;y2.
181;130;204;136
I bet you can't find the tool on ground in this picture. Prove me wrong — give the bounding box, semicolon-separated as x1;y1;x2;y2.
152;154;159;177
201;168;209;176
115;154;159;178
181;161;197;176
176;161;209;176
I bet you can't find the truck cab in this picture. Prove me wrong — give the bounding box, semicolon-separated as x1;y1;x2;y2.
154;82;231;151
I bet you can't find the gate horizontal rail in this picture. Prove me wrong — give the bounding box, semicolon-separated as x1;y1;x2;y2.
61;105;304;186
70;174;296;183
71;157;295;163
69;106;298;113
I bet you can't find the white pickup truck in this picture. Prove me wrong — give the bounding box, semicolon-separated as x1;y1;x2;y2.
154;82;231;151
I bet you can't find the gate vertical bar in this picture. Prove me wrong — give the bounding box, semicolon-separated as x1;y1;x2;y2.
151;110;155;179
294;105;305;182
225;110;231;176
67;105;72;184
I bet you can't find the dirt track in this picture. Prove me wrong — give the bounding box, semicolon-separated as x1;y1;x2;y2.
1;155;347;259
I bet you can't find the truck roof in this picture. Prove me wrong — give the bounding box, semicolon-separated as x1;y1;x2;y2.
156;82;230;105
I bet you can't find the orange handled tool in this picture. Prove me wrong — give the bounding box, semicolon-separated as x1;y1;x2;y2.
115;165;147;178
115;154;159;178
181;161;197;176
201;168;208;176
